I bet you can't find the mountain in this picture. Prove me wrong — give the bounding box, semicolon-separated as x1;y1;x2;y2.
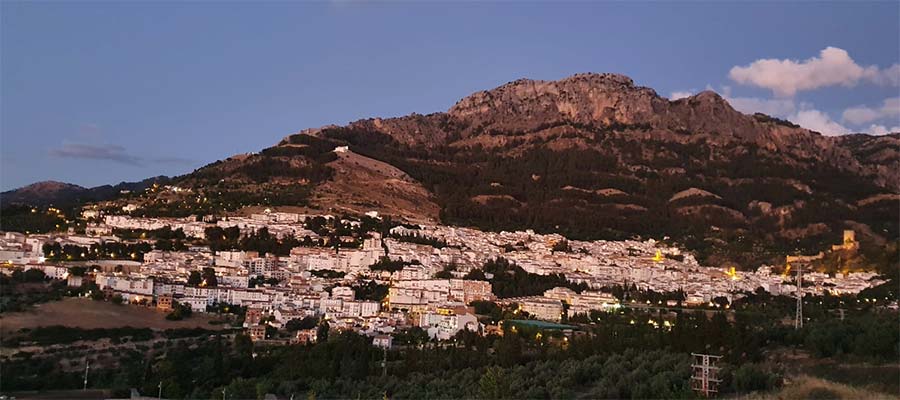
1;181;89;206
2;176;170;207
61;73;900;265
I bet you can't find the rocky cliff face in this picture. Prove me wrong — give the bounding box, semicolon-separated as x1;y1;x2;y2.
448;73;661;128
835;133;900;191
323;73;893;189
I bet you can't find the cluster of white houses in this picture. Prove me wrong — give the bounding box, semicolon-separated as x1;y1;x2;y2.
1;211;887;345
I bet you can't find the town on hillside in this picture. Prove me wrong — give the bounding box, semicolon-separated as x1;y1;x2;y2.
0;201;886;347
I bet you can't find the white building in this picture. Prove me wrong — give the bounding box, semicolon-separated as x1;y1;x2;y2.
95;273;155;295
516;298;564;322
419;308;479;340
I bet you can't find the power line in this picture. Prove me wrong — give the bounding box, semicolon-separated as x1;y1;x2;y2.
382;347;388;377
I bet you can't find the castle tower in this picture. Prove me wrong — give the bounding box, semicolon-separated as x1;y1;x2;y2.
833;230;858;251
843;230;856;246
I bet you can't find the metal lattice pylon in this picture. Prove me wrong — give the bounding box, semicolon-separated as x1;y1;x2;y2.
690;353;722;397
795;262;803;329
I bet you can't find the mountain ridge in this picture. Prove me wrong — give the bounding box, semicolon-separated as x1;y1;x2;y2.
2;176;171;207
6;73;898;267
309;73;893;188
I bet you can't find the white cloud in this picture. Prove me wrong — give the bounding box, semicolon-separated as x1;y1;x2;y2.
50;143;143;165
842;97;900;125
49;142;193;166
787;109;850;136
842;107;881;125
725;96;797;117
863;124;900;135
716;85;797;117
728;47;897;97
669;91;694;100
869;63;900;86
786;103;900;136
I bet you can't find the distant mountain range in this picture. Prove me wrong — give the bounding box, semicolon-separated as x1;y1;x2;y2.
5;73;898;265
2;176;170;207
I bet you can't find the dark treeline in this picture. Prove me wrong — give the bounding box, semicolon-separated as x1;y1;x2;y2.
113;227;189;252
0;205;73;234
465;257;588;298
369;257;416;273
3;326;218;348
0;267;113;312
112;227;186;241
391;233;450;249
4;326;154;347
205;226;309;256
310;270;345;279
0;269;65;313
42;241;153;262
203;215;396;256
134;183;316;218
352;280;389;302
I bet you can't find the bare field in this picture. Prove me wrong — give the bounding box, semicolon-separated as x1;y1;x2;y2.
742;375;897;400
0;297;224;333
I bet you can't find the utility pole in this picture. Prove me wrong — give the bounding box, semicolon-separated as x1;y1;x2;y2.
381;347;388;377
690;353;722;397
158;381;163;399
795;262;803;330
83;360;90;390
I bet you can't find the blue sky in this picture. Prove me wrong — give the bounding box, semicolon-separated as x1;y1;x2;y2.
2;2;898;190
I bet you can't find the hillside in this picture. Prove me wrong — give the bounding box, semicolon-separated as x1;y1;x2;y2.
33;73;900;266
297;74;898;265
311;149;440;223
1;181;88;206
1;177;170;207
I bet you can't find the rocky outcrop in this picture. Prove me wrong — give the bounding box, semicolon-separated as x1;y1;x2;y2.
323;73;895;190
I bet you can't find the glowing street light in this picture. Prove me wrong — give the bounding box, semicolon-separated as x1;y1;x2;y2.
725;266;739;281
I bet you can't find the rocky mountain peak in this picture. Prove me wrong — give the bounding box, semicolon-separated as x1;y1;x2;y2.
689;90;728;104
446;72;665;133
338;74;890;190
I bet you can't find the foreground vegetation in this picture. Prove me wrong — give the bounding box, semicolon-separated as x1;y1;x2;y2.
1;293;895;399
